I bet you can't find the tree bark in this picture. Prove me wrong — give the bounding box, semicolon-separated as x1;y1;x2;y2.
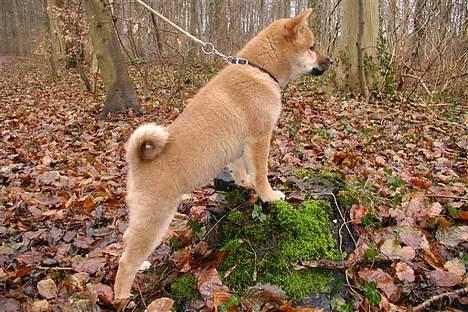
357;0;369;99
214;0;226;51
85;0;141;117
336;0;379;92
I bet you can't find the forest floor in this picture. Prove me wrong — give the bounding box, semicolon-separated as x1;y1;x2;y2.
0;57;467;312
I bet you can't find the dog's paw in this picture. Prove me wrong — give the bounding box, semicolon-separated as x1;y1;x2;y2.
261;190;286;202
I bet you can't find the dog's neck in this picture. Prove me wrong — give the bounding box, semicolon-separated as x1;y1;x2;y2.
238;35;290;88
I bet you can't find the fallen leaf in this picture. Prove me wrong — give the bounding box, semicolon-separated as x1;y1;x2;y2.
171;246;192;272
399;246;416;260
444;258;466;277
37;278;57;299
358;268;400;302
241;284;287;311
190;205;207;222
398;226;429;249
213;290;234;311
350;204;367;224
0;297;20;312
29;300;49;312
72;258;106;274
36;171;60;184
380;238;401;257
146;298;174;312
406;191;426;219
428;270;461;287
196;268;231;309
395;262;415;282
95;283;113;304
436;225;468;247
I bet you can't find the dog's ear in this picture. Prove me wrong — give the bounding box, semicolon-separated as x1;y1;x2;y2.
285;8;313;38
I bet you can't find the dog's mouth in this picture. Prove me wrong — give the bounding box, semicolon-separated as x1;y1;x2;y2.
310;67;325;76
310;57;333;76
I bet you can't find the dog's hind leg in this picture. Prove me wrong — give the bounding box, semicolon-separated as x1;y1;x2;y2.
114;197;178;300
228;158;254;188
244;136;285;202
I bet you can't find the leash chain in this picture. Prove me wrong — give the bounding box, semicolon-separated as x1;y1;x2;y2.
136;0;248;65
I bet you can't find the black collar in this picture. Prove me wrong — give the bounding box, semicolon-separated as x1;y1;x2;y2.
230;57;280;85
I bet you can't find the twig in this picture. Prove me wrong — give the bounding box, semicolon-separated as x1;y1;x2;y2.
401;72;431;95
338;219;357;252
202;213;227;240
36;266;74;271
296;259;356;270
413;287;468;311
295;257;392;271
427;195;467;200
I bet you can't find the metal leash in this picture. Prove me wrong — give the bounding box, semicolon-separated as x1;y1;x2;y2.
135;0;247;65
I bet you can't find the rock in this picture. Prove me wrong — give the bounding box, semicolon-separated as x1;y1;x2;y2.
213;169;236;191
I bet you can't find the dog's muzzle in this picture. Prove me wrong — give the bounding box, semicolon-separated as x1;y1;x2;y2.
310;57;333;76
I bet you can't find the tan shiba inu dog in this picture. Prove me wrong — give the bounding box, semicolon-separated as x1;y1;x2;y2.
114;9;332;300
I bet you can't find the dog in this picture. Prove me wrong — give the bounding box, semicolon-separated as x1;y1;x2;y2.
114;8;332;300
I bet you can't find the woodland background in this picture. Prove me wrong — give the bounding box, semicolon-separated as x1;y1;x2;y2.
0;0;467;104
0;1;467;312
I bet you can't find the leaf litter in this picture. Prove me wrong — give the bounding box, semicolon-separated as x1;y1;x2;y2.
0;58;466;311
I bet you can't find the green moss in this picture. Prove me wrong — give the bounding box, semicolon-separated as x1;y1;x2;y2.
170;273;198;303
226;209;244;223
272;271;332;299
218;200;342;300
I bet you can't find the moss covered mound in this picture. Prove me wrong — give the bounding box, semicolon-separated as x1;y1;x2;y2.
218;200;342;299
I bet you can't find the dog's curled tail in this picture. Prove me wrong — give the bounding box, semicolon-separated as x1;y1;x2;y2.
126;123;169;163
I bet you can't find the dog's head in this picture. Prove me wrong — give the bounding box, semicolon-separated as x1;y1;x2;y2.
277;9;332;80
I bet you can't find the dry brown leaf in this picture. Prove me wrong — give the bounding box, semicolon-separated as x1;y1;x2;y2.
146;298;174;312
171;246;192;272
380;238;401;257
213;290;234;312
72;258;106;274
398;226;429;249
358;268;400;302
196;268;231;309
428;270;461;287
94;283;113;304
395;262;415;282
436;226;468;247
37;278;57;299
350;204;367;224
29;300;49;312
444;258;466;277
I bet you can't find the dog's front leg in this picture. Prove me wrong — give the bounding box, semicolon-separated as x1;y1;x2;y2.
244;136;285;202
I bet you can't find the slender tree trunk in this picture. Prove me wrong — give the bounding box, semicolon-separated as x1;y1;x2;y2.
412;0;426;65
85;0;141;117
357;0;369;99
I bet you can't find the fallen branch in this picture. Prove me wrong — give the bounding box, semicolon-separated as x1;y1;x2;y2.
413;287;468;311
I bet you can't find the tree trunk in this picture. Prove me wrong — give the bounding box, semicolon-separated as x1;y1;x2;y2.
357;0;369;99
85;0;140;117
336;0;379;92
214;0;226;52
411;0;426;66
